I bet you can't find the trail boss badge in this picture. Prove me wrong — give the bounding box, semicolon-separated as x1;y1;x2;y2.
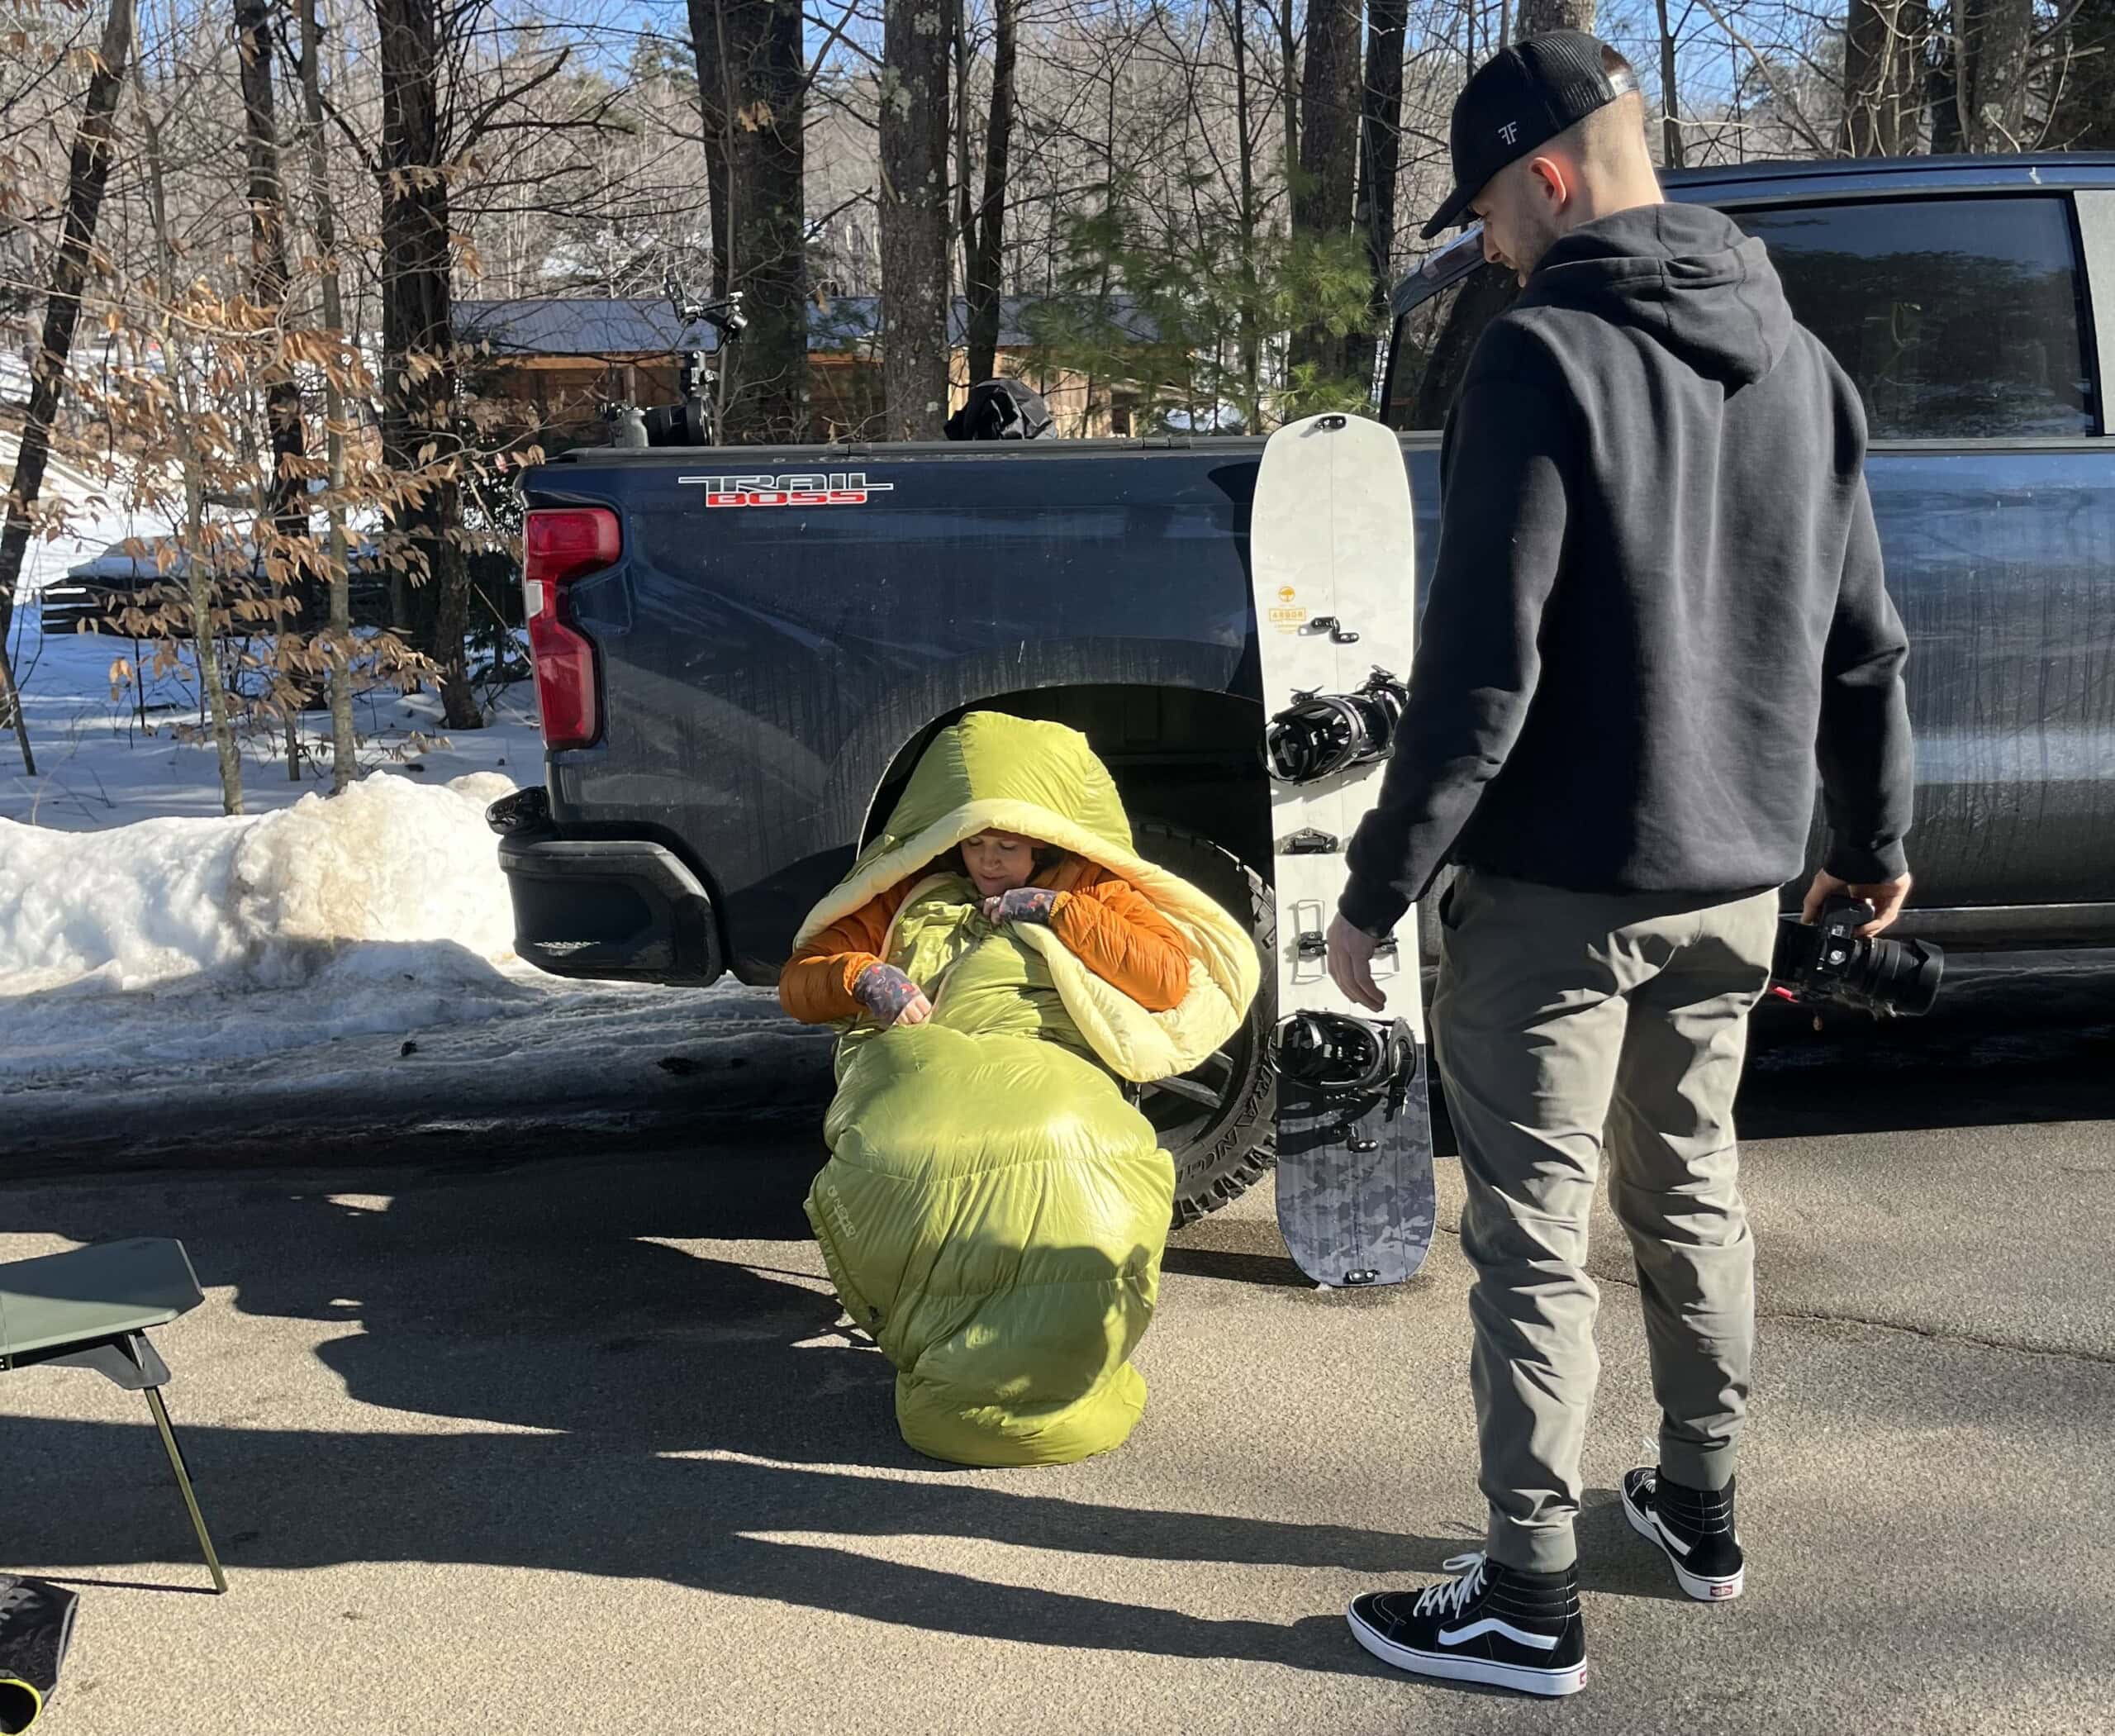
677;472;896;508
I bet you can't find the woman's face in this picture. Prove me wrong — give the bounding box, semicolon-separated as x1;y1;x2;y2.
962;831;1037;897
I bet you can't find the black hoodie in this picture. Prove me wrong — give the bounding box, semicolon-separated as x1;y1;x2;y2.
1340;202;1913;935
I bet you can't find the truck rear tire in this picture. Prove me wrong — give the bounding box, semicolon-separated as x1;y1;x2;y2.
1131;820;1276;1226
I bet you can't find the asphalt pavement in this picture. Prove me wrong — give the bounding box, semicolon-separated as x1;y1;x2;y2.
2;979;2111;1736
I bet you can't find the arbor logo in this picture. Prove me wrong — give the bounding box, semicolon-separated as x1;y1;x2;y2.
677;472;896;507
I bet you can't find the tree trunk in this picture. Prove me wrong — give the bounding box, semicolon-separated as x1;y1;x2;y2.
0;647;31;775
1961;0;2035;149
182;471;245;813
690;0;733;299
135;36;244;813
0;0;136;685
1276;0;1299;211
1288;0;1361;378
1929;0;1965;150
1842;0;1925;155
373;0;475;728
879;0;951;440
1656;0;1685;165
964;0;1019;387
687;0;810;440
1224;0;1261;432
1516;0;1595;35
237;0;314;773
300;0;359;789
1353;0;1409;387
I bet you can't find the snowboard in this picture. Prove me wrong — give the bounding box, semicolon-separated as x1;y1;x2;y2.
1251;411;1435;1288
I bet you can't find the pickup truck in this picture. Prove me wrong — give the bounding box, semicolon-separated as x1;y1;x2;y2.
496;152;2115;1223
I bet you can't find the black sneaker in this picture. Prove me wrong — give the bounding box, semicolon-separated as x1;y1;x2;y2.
1621;1467;1743;1601
1347;1552;1587;1697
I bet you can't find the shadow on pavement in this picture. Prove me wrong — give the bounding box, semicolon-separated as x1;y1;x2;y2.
0;1139;1524;1671
4;966;2108;1672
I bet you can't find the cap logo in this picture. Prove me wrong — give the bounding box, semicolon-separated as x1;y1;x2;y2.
1498;120;1520;144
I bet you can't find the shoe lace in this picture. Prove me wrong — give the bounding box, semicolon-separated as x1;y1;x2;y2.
1412;1552;1490;1620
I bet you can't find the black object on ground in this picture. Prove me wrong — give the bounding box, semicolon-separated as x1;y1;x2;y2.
0;1577;78;1734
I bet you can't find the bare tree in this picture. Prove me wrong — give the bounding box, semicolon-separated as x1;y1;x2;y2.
1355;0;1409;379
962;0;1019;387
236;0;313;778
372;0;473;727
0;0;138;774
1958;0;2037;149
1275;0;1299;194
1289;0;1362;378
687;0;810;440
1219;0;1264;429
130;30;246;812
298;0;360;788
1842;0;1926;153
1655;0;1686;164
880;0;951;439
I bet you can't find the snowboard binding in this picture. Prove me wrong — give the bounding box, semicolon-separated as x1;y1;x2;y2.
1275;1011;1419;1122
1263;668;1409;784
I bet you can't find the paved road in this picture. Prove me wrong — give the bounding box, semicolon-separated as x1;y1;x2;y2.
2;987;2111;1736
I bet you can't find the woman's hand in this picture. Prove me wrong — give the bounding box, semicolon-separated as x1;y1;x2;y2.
853;963;932;1026
982;887;1058;926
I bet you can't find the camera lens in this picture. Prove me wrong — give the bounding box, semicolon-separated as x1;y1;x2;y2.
1851;934;1944;1018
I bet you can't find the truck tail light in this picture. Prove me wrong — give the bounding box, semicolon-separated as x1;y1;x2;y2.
523;507;620;750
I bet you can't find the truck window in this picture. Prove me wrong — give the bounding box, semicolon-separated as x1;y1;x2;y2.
1383;263;1516;432
1735;196;2094;440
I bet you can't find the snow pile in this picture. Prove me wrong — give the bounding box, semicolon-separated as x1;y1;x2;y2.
0;770;614;1090
0;770;520;1001
0;768;825;1130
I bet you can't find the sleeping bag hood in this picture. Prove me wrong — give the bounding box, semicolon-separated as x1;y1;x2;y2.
795;711;1259;1082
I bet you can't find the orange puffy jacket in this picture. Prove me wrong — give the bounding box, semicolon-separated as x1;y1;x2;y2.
779;858;1190;1024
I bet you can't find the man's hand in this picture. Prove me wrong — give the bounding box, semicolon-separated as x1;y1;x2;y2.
1326;914;1388;1012
1802;868;1913;936
853;962;933;1026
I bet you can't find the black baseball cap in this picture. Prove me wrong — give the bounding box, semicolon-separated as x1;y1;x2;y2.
1422;30;1640;238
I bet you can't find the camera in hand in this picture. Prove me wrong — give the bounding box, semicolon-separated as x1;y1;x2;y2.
1770;894;1942;1019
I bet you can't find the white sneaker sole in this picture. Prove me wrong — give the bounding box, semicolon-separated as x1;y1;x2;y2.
1622;1485;1744;1601
1346;1606;1587;1696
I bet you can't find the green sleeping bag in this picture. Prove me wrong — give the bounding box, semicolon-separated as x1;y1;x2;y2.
797;712;1259;1466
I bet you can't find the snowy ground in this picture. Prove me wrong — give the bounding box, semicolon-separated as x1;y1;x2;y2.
3;596;540;830
2;593;828;1153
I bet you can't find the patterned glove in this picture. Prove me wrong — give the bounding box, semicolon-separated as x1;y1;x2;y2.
853;963;923;1020
984;887;1058;925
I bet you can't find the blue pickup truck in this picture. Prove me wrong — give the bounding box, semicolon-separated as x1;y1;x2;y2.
496;152;2115;1220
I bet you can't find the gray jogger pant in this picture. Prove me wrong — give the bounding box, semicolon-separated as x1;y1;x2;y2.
1431;868;1780;1574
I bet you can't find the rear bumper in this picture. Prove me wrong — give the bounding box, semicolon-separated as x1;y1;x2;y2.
494;815;725;986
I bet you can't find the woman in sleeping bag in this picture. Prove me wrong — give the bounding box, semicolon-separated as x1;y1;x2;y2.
778;711;1258;1467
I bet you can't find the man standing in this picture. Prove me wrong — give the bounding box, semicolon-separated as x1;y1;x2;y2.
1327;31;1913;1696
